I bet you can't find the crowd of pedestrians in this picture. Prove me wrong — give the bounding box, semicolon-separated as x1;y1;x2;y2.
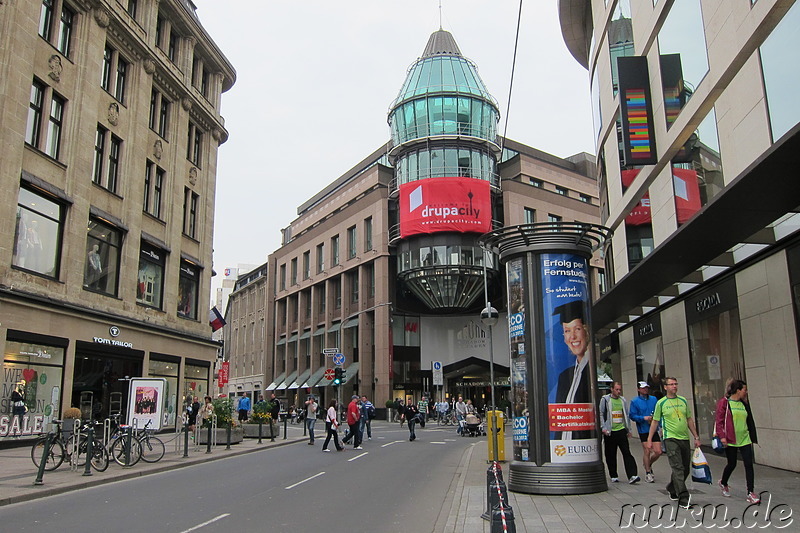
604;377;762;509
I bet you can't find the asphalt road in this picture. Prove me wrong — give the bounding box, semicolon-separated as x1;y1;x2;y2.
0;422;477;533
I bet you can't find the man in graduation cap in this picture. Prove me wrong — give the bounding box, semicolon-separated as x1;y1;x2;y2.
553;300;592;406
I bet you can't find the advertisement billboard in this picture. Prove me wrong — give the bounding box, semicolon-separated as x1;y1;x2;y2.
398;177;491;238
127;378;166;431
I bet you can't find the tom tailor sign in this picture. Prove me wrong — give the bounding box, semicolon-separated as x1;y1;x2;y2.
399;177;491;238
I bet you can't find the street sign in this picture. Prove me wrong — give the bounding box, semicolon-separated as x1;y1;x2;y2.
323;348;339;355
432;360;443;386
324;368;335;380
332;353;345;366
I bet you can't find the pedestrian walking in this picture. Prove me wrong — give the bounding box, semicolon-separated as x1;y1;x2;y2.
436;398;449;423
237;393;251;423
599;382;640;484
269;392;281;421
404;401;420;441
715;379;760;503
455;396;467;434
322;399;344;452
341;395;363;449
646;377;701;509
305;396;319;445
629;381;663;482
359;395;374;440
418;395;429;424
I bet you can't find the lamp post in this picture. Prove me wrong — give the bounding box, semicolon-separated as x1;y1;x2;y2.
481;303;499;463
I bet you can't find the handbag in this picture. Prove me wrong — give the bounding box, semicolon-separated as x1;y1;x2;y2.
691;447;713;484
712;434;725;453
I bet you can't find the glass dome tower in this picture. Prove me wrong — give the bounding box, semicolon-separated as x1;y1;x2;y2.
389;29;501;312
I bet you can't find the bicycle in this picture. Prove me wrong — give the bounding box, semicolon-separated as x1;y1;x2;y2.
135;420;165;463
31;420;109;472
107;415;143;467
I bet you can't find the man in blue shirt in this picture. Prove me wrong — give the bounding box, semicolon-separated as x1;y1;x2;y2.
237;393;251;423
629;381;662;483
359;395;374;440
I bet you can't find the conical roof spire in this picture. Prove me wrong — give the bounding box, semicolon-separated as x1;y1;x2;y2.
421;29;461;57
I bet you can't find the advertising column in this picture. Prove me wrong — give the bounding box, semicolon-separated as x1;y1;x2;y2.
480;223;610;495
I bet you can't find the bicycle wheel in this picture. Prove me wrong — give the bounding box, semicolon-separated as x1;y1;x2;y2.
110;436;142;466
90;442;110;472
31;437;64;471
139;435;165;463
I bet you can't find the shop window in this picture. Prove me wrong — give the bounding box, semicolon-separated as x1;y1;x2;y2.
178;259;200;320
84;217;122;296
2;339;66;438
183;363;209;402
760;1;800;141
658;0;709;128
635;336;666;399
149;358;178;428
137;241;166;309
39;0;75;58
13;185;65;278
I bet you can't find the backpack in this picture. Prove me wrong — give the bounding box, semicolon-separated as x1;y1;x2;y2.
367;404;376;420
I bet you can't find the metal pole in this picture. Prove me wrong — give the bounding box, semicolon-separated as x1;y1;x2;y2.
225;423;231;450
82;425;94;476
269;418;275;442
283;415;288;440
258;419;263;444
206;422;212;454
124;425;132;468
183;419;189;458
483;252;499;464
34;432;54;485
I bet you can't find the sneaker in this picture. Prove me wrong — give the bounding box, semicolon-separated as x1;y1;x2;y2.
746;492;761;504
668;492;679;501
610;477;619;483
645;472;655;483
629;476;641;484
679;501;694;509
368;437;372;440
308;442;315;445
354;446;363;450
719;480;730;497
322;449;330;452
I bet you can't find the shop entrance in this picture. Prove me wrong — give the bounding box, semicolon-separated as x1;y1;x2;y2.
72;342;143;422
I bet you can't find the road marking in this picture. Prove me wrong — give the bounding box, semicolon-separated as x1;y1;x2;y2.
348;452;369;462
285;471;325;490
381;440;405;447
181;513;230;532
429;441;447;444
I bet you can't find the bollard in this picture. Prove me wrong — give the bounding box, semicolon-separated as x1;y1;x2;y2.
183;421;189;458
124;426;132;468
225;424;231;450
34;432;54;485
258;420;263;444
482;462;508;521
206;423;212;454
491;500;516;533
82;426;94;476
269;418;275;442
283;416;288;440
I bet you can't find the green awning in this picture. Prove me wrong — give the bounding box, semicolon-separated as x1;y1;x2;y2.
276;337;287;346
289;369;311;389
312;327;326;336
265;372;286;391
342;317;359;329
303;366;327;388
327;322;342;333
299;329;312;340
276;371;298;391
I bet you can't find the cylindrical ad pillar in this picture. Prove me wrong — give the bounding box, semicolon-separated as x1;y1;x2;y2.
479;223;612;495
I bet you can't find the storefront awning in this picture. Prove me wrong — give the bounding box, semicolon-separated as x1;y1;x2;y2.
299;329;312;340
303;366;327;388
288;369;311;389
265;372;286;391
276;337;287;346
312;327;326;336
288;333;298;343
342;317;359;329
276;371;298;391
327;322;341;333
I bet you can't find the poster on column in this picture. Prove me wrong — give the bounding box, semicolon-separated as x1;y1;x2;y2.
507;257;530;461
541;253;600;463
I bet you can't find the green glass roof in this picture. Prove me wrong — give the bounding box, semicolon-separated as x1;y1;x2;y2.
391;30;496;108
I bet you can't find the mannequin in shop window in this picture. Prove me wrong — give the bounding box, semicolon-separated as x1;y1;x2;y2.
86;244;103;289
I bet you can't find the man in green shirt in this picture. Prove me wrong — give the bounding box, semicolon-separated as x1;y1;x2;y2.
646;377;701;508
599;382;639;484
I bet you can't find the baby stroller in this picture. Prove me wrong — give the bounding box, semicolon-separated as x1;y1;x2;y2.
460;413;485;437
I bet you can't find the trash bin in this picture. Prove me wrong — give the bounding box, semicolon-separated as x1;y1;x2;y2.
487;410;505;462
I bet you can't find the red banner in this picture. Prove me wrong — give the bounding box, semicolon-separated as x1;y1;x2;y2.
548;403;596;431
622;168;702;226
399;177;491;238
218;361;229;387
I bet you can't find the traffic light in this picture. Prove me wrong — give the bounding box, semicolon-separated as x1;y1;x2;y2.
340;367;347;384
333;367;342;386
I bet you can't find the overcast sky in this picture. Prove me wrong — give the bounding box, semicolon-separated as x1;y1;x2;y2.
192;1;596;295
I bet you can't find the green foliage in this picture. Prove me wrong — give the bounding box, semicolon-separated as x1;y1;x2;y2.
212;398;235;427
251;400;274;423
385;400;395;409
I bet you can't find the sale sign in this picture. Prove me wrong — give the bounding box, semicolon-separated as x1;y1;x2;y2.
218;361;229;387
398;177;491;238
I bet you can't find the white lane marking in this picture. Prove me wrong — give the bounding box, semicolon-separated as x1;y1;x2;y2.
347;452;369;462
430;442;446;445
285;471;325;490
381;440;405;447
180;513;230;533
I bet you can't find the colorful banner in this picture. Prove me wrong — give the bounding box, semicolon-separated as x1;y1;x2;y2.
618;56;658;166
621;168;702;226
507;257;530;461
541;253;599;454
126;378;166;431
398;177;491;238
218;361;229;387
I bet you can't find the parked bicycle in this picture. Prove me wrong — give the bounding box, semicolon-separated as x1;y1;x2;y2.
106;415;165;465
31;420;109;472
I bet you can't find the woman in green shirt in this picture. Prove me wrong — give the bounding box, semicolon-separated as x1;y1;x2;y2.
714;379;759;504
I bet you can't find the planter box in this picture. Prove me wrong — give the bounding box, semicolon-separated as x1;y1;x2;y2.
197;427;243;445
242;423;280;439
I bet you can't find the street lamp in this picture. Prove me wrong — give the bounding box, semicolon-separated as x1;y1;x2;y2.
481;303;499;464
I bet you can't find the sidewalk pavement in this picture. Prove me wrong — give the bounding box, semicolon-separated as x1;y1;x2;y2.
3;422;799;532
